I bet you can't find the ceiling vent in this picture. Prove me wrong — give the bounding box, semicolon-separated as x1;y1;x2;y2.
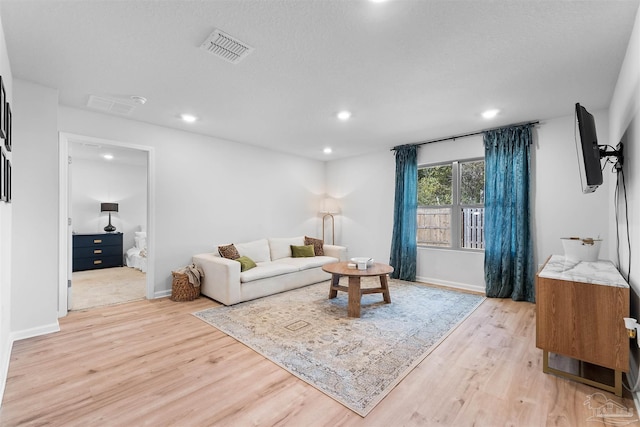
87;95;136;115
200;29;253;64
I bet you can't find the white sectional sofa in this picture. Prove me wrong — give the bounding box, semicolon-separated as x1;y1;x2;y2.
193;236;347;305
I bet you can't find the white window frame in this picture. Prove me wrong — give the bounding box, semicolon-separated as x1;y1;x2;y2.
418;158;484;251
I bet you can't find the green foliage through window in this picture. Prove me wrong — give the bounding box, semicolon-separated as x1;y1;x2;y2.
460;160;485;204
418;165;452;205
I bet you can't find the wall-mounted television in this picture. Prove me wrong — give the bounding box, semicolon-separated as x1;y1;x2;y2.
574;103;624;194
575;103;603;193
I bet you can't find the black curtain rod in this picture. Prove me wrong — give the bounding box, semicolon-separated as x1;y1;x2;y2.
391;120;540;151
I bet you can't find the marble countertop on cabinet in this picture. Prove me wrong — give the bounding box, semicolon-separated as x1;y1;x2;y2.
538;255;628;288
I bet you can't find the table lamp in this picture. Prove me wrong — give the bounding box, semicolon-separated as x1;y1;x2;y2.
101;202;118;232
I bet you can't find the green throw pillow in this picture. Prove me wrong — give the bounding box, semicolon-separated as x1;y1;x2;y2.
235;256;257;272
291;244;315;258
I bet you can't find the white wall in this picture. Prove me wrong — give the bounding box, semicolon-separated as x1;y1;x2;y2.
326;113;613;293
325;150;395;263
609;5;640;292
608;5;640;393
0;12;12;405
58;106;326;297
533;109;611;267
71;156;147;253
11;80;60;337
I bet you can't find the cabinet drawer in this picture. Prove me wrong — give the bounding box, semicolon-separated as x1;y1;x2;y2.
73;233;122;248
74;245;122;258
73;255;123;272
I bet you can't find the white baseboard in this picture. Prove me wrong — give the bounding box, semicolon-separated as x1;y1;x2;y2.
10;321;60;342
154;289;171;299
415;276;485;294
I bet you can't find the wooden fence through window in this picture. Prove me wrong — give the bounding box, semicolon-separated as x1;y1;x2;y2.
461;207;484;249
417;207;484;249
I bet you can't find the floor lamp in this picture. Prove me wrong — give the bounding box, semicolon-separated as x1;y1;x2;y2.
320;198;339;245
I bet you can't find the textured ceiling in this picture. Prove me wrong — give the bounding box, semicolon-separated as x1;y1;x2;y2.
1;0;638;160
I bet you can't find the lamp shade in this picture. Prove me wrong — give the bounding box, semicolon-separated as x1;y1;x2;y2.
101;202;119;213
319;198;339;214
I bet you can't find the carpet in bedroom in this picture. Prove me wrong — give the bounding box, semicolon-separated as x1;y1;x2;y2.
71;267;146;311
194;278;485;416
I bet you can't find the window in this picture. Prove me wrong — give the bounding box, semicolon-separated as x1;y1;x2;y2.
417;159;484;250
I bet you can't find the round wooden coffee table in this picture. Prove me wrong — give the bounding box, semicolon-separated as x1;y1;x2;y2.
322;262;394;318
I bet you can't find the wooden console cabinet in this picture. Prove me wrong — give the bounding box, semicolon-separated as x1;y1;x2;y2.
73;232;123;272
536;255;629;396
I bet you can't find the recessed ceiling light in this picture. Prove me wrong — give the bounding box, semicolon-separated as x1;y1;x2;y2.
180;113;197;123
337;110;352;121
323;147;333;154
103;154;114;160
482;109;500;119
370;0;388;3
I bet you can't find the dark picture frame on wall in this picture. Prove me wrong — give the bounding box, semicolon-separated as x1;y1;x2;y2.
0;150;5;202
0;76;6;140
5;103;11;152
6;158;11;203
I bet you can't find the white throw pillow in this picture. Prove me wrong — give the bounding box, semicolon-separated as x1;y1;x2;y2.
134;231;147;249
268;236;305;260
235;239;271;263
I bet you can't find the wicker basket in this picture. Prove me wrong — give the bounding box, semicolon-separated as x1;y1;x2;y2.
170;271;200;302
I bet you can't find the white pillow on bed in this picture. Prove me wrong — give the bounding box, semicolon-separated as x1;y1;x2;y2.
134;232;147;249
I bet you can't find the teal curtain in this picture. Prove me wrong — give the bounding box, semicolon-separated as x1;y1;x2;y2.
483;125;535;302
390;145;417;281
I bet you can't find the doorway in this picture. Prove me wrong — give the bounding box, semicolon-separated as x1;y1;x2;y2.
58;133;155;316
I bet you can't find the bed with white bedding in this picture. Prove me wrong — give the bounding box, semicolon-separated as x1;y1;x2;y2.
125;231;147;272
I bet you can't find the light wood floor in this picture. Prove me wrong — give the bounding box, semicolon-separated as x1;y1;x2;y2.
1;293;638;426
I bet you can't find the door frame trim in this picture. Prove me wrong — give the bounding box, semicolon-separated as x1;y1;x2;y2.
58;132;155;317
